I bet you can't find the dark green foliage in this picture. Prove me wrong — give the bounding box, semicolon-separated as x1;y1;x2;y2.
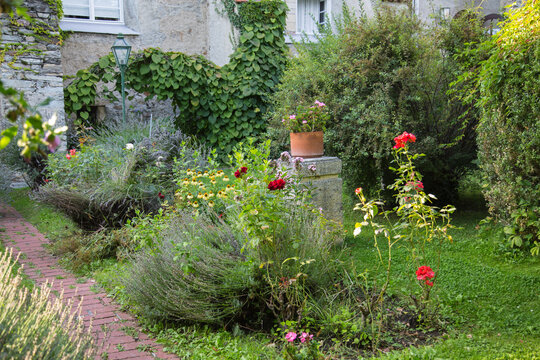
64;0;289;155
269;8;485;202
474;2;540;255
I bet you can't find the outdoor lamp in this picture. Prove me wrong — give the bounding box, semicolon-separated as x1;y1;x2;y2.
111;34;131;124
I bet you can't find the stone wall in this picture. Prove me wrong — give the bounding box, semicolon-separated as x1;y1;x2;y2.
0;0;65;128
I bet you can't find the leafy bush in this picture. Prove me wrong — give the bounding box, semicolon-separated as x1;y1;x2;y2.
269;7;485;202
475;0;540;255
37;118;211;230
0;249;95;359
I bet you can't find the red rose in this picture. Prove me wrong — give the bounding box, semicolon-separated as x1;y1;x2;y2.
234;170;241;178
355;187;362;195
416;265;435;286
241;166;248;174
393;131;417;149
158;192;165;200
268;178;286;191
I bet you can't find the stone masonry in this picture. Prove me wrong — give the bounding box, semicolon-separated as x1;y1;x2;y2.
298;156;343;223
0;0;65;128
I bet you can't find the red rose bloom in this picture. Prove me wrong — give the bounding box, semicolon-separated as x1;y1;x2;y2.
234;167;248;178
393;131;417;149
416;265;435;286
158;192;165;200
355;187;362;195
268;178;286;191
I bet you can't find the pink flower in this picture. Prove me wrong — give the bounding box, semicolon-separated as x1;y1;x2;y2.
314;100;326;107
300;332;313;343
289;115;296;120
281;118;286;123
285;332;297;342
355;187;362;195
302;120;307;124
45;132;61;153
69;149;77;156
66;154;71;160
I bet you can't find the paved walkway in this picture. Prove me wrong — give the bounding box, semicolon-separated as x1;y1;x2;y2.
0;203;179;360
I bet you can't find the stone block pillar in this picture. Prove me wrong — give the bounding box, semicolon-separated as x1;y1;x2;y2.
298;157;343;223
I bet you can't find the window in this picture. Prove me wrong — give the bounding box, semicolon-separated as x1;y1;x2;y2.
63;0;123;23
297;0;328;34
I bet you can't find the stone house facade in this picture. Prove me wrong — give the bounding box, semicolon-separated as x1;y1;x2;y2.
1;0;509;132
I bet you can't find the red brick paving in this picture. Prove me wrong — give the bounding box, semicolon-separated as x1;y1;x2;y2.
0;203;179;360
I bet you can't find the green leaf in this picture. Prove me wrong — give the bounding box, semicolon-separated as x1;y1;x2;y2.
98;56;110;68
0;126;18;149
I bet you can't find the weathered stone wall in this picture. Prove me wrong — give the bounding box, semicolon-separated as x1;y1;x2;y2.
0;0;65;127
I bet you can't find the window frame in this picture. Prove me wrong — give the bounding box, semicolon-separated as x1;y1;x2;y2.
296;0;330;35
62;0;124;25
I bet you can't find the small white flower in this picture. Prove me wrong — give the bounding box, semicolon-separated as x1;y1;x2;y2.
125;143;134;150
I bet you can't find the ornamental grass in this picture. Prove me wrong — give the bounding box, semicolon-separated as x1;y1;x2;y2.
0;249;95;359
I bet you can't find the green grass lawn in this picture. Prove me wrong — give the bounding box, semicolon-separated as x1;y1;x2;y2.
5;188;540;359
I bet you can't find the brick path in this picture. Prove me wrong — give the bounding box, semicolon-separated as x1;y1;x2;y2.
0;203;179;360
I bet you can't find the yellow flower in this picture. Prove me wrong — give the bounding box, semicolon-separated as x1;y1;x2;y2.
182;180;190;186
208;191;215;198
225;184;233;192
203;193;210;201
187;193;194;199
211;179;217;185
208;200;215;207
197;192;203;199
192;201;199;208
223;176;230;182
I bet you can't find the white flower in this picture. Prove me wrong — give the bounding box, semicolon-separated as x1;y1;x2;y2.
125;143;134;150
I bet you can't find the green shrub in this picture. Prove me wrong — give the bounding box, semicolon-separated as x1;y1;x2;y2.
475;0;540;255
269;7;485;202
38;118;211;230
0;249;95;359
123;212;260;325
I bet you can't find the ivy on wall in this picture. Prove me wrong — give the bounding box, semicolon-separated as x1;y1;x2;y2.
64;0;289;155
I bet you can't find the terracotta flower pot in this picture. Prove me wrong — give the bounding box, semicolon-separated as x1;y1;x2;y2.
290;131;324;158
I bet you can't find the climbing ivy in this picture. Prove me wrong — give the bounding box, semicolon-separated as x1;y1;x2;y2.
64;0;289;155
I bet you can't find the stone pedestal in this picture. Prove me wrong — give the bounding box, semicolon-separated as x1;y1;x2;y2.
297;157;343;223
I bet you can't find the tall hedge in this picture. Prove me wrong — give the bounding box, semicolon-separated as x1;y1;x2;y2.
268;8;485;202
476;0;540;253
